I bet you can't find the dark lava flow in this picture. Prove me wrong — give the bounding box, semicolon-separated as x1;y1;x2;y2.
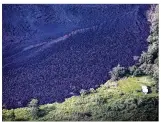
3;4;150;109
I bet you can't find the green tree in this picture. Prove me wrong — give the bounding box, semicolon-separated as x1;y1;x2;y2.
28;99;39;120
109;64;129;81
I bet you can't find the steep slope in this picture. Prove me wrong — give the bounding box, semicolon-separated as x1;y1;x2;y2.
2;76;158;121
2;4;158;121
3;5;150;108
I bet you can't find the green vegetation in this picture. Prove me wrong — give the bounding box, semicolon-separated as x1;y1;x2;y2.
110;5;159;81
2;5;159;121
3;76;158;121
28;99;39;120
135;5;159;81
109;64;129;81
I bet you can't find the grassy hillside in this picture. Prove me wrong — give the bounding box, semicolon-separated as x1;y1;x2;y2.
2;4;158;121
3;76;158;121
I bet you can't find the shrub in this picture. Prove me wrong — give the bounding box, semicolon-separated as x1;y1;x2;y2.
89;88;96;93
147;34;158;44
139;64;153;75
154;58;158;66
80;89;89;96
128;65;137;75
118;103;126;110
94;96;107;104
139;52;153;64
147;42;158;58
28;99;39;120
109;64;129;81
139;63;158;81
137;99;144;107
133;68;144;76
152;64;159;80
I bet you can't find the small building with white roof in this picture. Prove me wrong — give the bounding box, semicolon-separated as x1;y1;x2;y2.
142;85;148;94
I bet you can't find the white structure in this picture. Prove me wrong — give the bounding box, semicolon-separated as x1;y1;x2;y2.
142;85;148;94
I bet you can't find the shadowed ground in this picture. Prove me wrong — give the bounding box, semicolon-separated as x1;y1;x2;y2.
3;4;150;108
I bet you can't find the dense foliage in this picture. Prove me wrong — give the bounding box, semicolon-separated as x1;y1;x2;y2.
133;5;159;80
109;5;159;81
109;64;129;81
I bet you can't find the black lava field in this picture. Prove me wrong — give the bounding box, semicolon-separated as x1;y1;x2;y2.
3;4;150;109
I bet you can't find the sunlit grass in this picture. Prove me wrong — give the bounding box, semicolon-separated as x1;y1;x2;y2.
3;76;158;121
